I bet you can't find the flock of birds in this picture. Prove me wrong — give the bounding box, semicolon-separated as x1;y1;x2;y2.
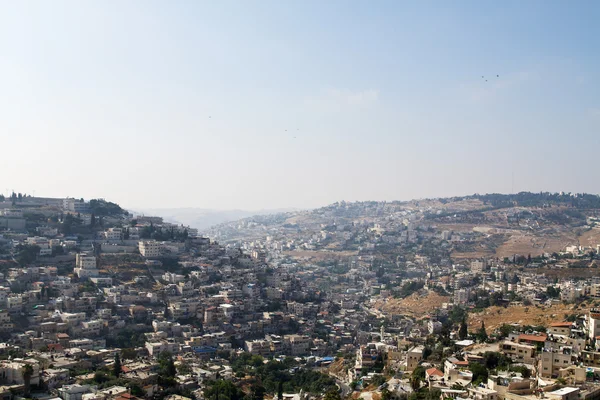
207;74;501;138
482;74;500;82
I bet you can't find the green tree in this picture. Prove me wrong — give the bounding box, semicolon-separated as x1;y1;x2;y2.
410;376;421;391
498;324;513;338
470;362;488;385
22;364;34;397
546;286;561;299
249;382;266;400
382;389;392;400
459;318;468;340
113;353;122;378
94;371;110;384
510;365;531;378
129;383;144;396
15;244;40;266
177;360;192;375
205;380;245;400
277;381;283;400
324;390;341;400
121;348;138;360
371;374;387;387
477;321;488;343
412;366;426;380
158;351;177;378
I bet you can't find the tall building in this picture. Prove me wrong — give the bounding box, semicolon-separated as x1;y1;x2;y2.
471;259;487;273
62;198;90;213
75;253;99;279
588;309;600;340
139;240;161;258
76;254;97;269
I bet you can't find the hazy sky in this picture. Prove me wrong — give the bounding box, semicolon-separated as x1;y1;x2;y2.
1;1;599;210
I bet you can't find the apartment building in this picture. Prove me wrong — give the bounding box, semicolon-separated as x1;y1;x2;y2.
139;240;161;258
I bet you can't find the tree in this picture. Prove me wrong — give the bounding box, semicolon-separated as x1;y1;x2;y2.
546;286;561;299
410;375;421;391
16;244;40;266
250;382;266;400
205;380;245;400
498;324;513;338
157;351;177;387
324;390;341;400
482;352;511;370
22;364;34;397
277;381;284;400
423;347;433;360
382;389;392;400
412;366;426;380
129;383;144;396
470;362;488;385
121;348;137;360
477;321;488;343
113;353;122;377
459;317;468;340
160;352;177;378
371;374;387;387
510;365;531;378
177;360;192;375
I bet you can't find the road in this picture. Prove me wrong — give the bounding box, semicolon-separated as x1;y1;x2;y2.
336;378;352;397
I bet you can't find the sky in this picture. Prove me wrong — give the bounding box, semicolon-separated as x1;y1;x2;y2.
1;1;599;210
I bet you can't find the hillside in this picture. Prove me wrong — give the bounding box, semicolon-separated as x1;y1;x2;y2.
204;192;600;264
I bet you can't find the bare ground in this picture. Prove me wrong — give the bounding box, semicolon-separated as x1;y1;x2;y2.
467;303;584;332
495;232;577;258
577;227;600;247
375;291;451;318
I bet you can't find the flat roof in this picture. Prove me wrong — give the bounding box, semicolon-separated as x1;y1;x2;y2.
549;387;579;395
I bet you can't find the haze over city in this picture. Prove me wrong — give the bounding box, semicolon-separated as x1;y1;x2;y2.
5;2;600;400
1;1;599;210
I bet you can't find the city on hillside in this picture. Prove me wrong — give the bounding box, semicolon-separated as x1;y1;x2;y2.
2;192;600;400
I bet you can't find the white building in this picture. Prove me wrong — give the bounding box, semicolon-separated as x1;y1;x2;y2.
589;309;600;341
146;340;180;357
139;240;161;258
76;254;96;269
0;359;40;386
57;384;90;400
471;260;487;273
62;198;89;213
428;320;443;334
104;228;123;240
74;253;99;279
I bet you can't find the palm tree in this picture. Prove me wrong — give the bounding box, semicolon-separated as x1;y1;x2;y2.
22;364;34;397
